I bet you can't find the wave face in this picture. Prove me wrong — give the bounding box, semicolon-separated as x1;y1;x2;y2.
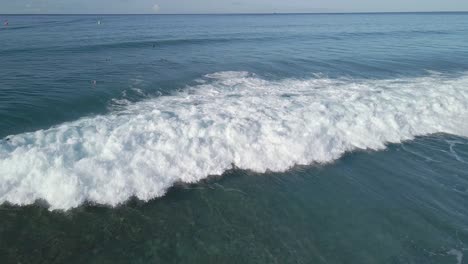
1;72;468;210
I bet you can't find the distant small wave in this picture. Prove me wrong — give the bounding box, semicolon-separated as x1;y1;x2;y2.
69;37;239;51
0;36;276;55
0;71;467;210
0;28;456;56
334;29;452;40
0;26;35;31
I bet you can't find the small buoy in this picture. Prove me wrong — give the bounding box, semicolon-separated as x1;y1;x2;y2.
97;20;101;25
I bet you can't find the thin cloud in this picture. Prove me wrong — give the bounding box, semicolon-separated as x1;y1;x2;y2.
152;3;160;13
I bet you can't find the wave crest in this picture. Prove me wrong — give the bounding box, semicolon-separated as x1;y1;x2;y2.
1;71;468;210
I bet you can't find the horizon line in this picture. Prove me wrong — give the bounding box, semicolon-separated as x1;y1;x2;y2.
1;11;468;16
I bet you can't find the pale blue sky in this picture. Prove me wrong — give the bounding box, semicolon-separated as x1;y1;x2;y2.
1;0;468;14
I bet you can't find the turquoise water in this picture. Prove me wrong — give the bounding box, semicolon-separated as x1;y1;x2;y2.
0;13;468;263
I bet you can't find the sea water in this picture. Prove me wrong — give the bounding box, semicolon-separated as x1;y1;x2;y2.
0;13;467;263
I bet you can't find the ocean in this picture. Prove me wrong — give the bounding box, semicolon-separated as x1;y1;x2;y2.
0;13;467;263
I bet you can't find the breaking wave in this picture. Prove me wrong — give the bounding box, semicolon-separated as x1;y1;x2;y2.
1;71;467;210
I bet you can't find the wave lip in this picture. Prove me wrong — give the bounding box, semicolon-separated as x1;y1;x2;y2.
1;71;468;210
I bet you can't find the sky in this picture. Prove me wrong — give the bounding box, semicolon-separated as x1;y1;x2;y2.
1;0;468;14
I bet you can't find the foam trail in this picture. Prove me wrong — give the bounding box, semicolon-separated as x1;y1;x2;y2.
1;72;468;210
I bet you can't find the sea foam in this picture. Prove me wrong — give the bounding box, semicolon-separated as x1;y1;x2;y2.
1;71;467;210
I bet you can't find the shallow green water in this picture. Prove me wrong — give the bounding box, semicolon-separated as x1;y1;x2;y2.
1;135;467;263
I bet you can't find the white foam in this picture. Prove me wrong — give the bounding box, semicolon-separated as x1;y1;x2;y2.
447;249;464;264
1;71;468;210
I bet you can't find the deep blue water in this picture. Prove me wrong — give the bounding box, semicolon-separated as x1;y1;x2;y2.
0;13;468;263
1;13;468;137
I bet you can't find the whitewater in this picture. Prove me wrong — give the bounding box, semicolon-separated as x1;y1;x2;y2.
0;71;467;210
